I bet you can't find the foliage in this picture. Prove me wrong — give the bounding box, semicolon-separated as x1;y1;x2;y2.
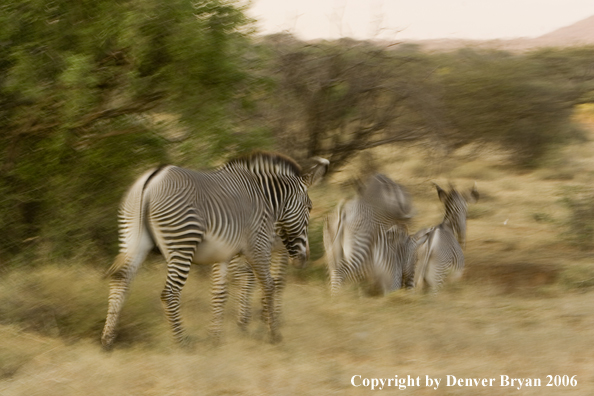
0;0;256;263
527;47;594;106
254;40;593;170
2;2;594;264
253;37;435;170
436;49;579;166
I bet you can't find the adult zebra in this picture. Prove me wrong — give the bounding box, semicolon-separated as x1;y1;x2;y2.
324;174;416;296
101;152;328;348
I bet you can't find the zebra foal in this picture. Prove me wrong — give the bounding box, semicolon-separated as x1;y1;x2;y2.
413;183;479;293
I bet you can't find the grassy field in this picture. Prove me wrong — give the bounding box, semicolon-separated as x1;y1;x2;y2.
1;110;594;395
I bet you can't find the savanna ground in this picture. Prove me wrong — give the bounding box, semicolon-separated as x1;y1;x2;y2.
2;109;594;395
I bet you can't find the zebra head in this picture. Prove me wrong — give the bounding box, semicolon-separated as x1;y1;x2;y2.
228;152;329;269
435;182;479;248
277;157;329;268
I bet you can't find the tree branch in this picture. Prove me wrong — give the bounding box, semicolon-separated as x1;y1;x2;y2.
73;92;166;130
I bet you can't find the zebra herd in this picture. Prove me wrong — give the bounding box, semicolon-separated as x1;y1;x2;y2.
101;151;478;348
327;174;479;297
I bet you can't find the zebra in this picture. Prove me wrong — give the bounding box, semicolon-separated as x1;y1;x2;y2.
413;183;479;293
101;152;329;348
324;174;416;296
220;237;290;334
366;225;417;295
212;158;329;338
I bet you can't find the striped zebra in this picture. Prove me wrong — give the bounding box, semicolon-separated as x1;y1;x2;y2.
218;237;289;333
324;174;416;296
413;183;479;293
101;152;328;348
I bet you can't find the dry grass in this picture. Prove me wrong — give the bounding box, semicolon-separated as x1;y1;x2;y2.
2;111;594;395
1;271;593;395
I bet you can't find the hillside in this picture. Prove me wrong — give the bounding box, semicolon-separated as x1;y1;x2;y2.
535;14;594;46
405;15;594;52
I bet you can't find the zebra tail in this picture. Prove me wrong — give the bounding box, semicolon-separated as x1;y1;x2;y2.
103;166;165;279
104;253;127;279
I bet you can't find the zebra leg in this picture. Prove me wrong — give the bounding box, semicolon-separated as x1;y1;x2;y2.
424;257;443;295
331;242;372;297
245;250;279;343
388;266;402;294
209;260;229;343
330;268;345;297
371;235;398;295
413;240;431;292
403;262;416;289
331;261;364;297
397;237;416;290
270;246;289;324
402;241;416;290
234;244;288;332
160;247;195;346
258;244;289;324
102;267;129;349
234;258;256;332
102;235;152;349
324;203;346;293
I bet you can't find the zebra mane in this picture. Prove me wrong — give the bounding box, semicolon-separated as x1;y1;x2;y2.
224;151;302;177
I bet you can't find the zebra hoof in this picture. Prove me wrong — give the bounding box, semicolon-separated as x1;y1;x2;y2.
268;332;283;344
101;342;114;352
207;333;224;347
101;334;116;351
237;322;250;335
178;336;197;351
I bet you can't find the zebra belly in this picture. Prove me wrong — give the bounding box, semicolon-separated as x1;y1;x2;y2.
192;234;240;265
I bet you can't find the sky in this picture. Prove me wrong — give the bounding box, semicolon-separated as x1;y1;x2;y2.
246;0;594;41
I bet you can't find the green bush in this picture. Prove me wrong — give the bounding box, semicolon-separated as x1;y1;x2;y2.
0;0;257;265
439;52;574;166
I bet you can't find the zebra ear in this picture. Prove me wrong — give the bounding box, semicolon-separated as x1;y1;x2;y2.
434;183;447;203
303;157;329;187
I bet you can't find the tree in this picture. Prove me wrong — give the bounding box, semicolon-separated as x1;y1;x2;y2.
436;49;580;165
256;37;434;171
0;0;255;263
527;46;594;106
255;39;587;171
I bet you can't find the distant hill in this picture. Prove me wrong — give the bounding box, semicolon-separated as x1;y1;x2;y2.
533;14;594;46
403;15;594;52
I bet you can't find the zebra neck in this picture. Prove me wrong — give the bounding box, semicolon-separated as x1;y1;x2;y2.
356;201;396;229
442;215;467;245
257;173;290;221
442;215;464;230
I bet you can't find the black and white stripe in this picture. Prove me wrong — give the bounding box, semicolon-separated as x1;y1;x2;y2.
413;183;479;293
324;174;416;296
101;152;328;348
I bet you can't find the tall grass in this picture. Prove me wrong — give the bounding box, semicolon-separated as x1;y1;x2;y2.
2;110;594;395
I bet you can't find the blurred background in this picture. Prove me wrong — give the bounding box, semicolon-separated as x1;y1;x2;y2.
0;1;593;394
